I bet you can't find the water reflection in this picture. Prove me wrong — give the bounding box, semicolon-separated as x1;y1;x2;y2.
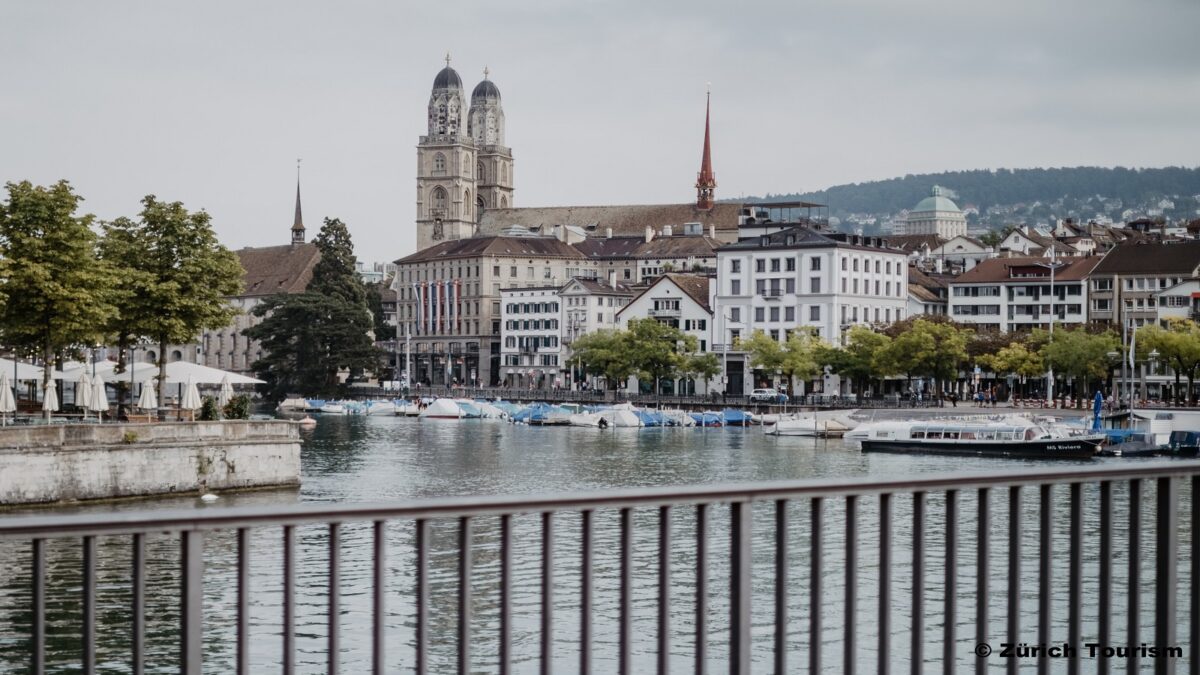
0;416;1193;672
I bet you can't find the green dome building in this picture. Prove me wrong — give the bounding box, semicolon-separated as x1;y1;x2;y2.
904;185;967;239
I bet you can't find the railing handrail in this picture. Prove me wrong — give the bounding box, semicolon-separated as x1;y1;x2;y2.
6;460;1199;538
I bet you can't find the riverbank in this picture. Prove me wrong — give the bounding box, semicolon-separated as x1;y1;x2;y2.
0;420;301;506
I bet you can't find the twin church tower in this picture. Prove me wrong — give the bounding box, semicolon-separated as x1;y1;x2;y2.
416;55;514;250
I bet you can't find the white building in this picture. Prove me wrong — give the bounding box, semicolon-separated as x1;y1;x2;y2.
947;256;1102;333
616;274;716;395
904;186;968;239
499;286;562;389
714;227;909;346
559;277;634;389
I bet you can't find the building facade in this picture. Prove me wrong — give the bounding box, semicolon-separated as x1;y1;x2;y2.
499;286;563;388
616;274;716;395
1088;241;1200;332
947;256;1100;333
903;186;968;239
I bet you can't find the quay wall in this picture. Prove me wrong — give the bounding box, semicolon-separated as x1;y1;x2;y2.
0;421;301;506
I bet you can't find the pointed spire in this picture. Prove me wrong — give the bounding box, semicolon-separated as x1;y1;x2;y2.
292;159;305;244
695;86;717;210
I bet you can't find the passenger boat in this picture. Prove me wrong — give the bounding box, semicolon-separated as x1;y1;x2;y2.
857;419;1102;459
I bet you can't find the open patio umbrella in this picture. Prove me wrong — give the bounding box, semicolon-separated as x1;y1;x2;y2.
43;381;59;415
0;372;16;424
75;371;93;413
181;376;202;412
217;374;234;407
137;382;157;411
89;372;108;421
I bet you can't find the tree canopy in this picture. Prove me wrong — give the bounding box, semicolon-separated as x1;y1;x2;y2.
1135;319;1200;404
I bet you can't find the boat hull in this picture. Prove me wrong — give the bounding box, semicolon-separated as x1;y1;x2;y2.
861;437;1100;460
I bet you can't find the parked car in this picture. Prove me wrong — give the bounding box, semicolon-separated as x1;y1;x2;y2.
750;388;789;404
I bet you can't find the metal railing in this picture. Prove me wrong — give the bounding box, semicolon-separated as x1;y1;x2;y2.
4;462;1198;673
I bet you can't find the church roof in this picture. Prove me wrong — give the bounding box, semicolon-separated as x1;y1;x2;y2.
478;203;744;240
472;78;500;100
394;236;588;264
236;243;320;297
911;186;963;214
433;66;462;90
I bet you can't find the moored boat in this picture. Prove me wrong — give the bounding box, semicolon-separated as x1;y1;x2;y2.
858;420;1101;459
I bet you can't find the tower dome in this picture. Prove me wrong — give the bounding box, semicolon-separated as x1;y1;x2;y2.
433;66;463;90
472;78;501;101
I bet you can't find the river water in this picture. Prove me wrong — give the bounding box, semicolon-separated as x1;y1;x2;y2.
0;414;1193;673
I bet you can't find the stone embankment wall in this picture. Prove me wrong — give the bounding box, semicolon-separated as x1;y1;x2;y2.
0;421;301;506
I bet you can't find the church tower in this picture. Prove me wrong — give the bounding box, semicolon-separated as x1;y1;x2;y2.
468;67;514;215
695;88;717;210
291;161;306;245
416;55;478;250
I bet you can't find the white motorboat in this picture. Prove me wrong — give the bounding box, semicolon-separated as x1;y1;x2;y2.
600;409;643;428
319;403;347;415
766;413;857;437
419;398;464;419
365;401;396;416
569;412;606;427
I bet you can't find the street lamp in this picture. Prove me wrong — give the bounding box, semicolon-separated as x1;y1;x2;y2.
1032;251;1066;406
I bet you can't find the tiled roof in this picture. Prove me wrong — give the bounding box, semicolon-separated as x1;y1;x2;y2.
952;255;1102;284
562;277;633;295
621;273;713;315
478;203;743;239
884;234;943;252
394;236;588;264
1093;241;1200;275
908;283;943;303
236;243;320;297
574;235;721;259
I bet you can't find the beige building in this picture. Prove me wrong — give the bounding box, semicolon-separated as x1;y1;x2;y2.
392;235;597;386
902;185;968;239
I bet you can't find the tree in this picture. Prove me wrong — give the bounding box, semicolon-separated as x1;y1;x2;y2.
877;318;970;399
245;218;381;400
1039;326;1120;404
365;281;391;339
1135;319;1200;405
570;329;635;390
977;342;1044;399
818;325;892;396
624;318;694;395
0;181;117;416
97;216;156;408
680;352;721;393
111;196;244;414
742;329;822;394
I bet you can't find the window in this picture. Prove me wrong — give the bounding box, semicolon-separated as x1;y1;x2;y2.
544;267;551;279
811;278;821;293
755;259;766;273
433;153;446;173
875;260;881;273
477;162;486;181
431;187;447;211
597;312;603;322
852;259;859;272
786;279;795;294
769;330;780;341
809;306;820;321
731;259;742;273
756;279;766;295
786;258;796;272
509;266;517;278
755;307;765;322
527;267;534;279
841;258;847;271
731;280;741;295
770;258;781;272
769;307;780;321
886;261;892;274
730;308;740;322
785;307;795;321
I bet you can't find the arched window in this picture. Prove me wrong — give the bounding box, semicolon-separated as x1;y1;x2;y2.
500;196;508;208
431;187;447;212
171;349;183;362
476;196;485;218
433;153;446;173
477;162;486;182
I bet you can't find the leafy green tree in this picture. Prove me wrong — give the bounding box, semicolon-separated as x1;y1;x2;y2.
365;281;391;338
623;318;694;395
570;329;635;390
1135;319;1200;405
245;218;381;400
978;342;1044;399
107;196;244;414
681;352;721;386
0;181;117;415
818;325;891;396
743;329;822;394
1038;326;1120;404
878;318;970;399
97;216;156;408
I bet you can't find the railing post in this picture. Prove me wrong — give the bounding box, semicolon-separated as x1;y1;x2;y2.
845;495;858;675
879;493;892;675
1007;486;1020;675
775;500;789;675
696;503;709;675
912;491;925;675
1068;482;1082;675
1156;476;1178;675
1129;479;1142;674
1038;484;1052;675
181;530;204;675
943;490;957;675
975;488;989;675
730;501;752;675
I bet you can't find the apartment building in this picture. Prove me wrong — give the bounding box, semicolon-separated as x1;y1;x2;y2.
1089;241;1200;331
616;274;715;395
499;286;563;388
947;256;1101;333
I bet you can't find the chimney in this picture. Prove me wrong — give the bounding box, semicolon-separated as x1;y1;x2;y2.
663;224;673;237
605;227;612;239
709;225;715;239
645;226;654;243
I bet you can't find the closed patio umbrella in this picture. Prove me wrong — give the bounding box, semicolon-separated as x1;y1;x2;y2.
43;381;59;415
76;372;93;413
181;376;202;412
218;374;234;407
137;383;157;411
0;372;15;424
89;372;108;421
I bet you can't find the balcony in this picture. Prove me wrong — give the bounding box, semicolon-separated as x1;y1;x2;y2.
762;289;785;300
648;307;681;318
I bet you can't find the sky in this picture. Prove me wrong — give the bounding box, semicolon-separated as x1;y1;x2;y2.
2;1;1198;261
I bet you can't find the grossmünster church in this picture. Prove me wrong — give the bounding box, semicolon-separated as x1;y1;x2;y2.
416;56;515;251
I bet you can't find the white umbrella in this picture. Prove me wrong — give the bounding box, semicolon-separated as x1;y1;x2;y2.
43;382;59;413
89;372;108;419
218;374;234;407
181;377;202;411
137;383;157;411
76;372;93;412
0;372;16;422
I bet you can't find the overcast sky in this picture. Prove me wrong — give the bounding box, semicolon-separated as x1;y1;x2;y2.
3;1;1198;261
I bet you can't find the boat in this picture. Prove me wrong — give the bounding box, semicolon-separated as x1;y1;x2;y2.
277;396;308;412
720;409;754;427
364;400;396;416
857;419;1102;459
394;400;422;416
690;411;724;427
569;412;606;427
599;409;643;428
319;403;347;415
766;412;857;438
419;398;464;419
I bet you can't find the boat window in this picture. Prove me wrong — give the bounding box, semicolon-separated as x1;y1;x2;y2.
879;432;892;439
960;432;975;440
927;431;943;439
911;431;925;439
978;431;995;440
1025;429;1036;440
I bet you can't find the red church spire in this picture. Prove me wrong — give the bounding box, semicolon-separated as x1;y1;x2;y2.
695;87;717;210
